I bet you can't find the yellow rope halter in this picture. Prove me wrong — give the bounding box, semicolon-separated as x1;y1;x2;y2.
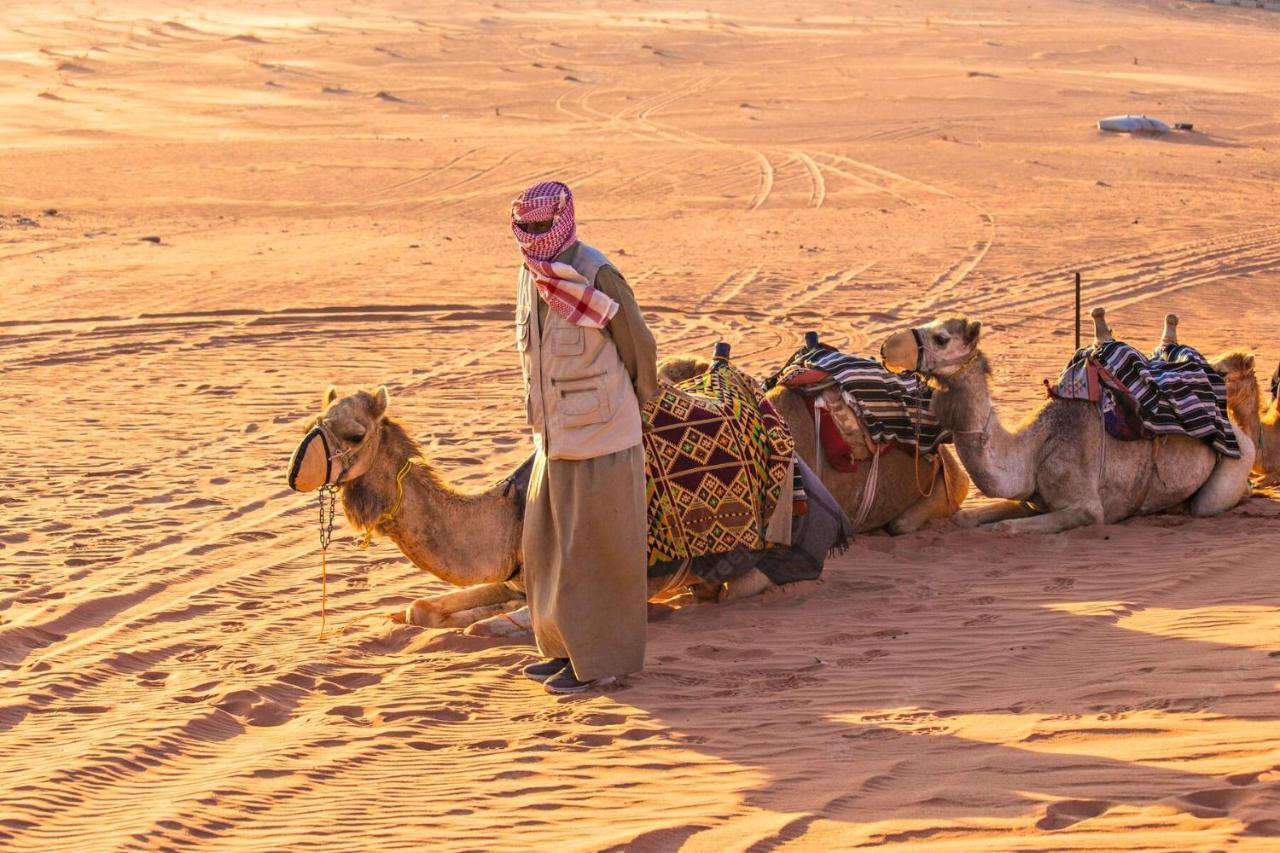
317;457;417;641
360;458;415;549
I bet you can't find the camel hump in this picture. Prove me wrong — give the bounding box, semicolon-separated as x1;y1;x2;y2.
1090;306;1114;344
1162;313;1179;345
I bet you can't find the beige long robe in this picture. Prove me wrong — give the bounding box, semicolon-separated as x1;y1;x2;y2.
523;264;657;681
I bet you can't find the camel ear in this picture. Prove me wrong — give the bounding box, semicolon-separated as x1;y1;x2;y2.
1244;353;1255;371
373;385;390;417
324;385;338;407
964;320;982;345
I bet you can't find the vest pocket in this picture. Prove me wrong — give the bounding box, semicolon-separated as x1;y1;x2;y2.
555;375;612;427
550;326;585;357
515;305;531;352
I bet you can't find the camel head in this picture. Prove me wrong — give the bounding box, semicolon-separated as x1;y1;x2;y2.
1210;350;1258;411
287;385;390;492
657;354;712;385
1211;350;1256;385
880;316;982;378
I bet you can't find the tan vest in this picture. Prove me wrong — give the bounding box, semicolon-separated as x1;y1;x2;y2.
516;242;642;460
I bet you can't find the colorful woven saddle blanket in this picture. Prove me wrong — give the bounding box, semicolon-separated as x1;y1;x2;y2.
1050;341;1239;458
764;345;950;464
641;362;796;567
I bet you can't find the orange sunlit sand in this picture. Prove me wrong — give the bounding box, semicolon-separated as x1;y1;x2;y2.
3;0;1280;849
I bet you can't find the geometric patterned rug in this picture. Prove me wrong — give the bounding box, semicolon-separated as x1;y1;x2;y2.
642;362;795;566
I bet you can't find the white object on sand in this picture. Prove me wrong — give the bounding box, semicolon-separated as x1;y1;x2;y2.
1097;114;1171;134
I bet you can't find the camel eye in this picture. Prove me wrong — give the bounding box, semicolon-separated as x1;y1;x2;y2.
344;431;366;444
933;333;948;346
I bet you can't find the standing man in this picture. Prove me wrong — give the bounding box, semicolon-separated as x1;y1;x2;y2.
511;181;659;695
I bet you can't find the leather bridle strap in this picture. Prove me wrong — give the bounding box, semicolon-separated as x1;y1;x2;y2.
315;419;372;485
911;327;981;378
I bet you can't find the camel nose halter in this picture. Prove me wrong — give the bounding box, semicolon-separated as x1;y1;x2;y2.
318;420;366;485
291;418;401;640
290;419;372;490
910;328;926;373
909;327;981;378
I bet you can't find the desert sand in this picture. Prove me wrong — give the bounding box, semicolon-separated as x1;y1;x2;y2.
3;0;1280;849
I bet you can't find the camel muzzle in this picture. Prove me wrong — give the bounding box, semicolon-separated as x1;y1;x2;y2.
881;329;923;374
288;426;334;492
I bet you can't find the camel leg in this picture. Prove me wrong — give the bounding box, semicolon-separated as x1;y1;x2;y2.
887;451;969;534
719;568;774;602
464;605;532;637
953;499;1037;529
887;490;947;534
990;504;1102;535
1190;427;1255;517
391;583;521;628
1256;472;1280;489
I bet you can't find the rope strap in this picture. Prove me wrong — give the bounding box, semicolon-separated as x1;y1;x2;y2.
360;458;415;549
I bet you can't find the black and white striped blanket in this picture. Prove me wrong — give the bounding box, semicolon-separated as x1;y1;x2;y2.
765;346;950;452
1052;341;1240;458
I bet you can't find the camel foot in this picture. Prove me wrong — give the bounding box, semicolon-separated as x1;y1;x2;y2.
956;500;1037;530
391;598;448;628
720;568;774;602
988;506;1101;535
464;606;532;638
692;581;722;602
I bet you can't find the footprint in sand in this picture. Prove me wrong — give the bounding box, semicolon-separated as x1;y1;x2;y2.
316;671;382;695
214;689;291;727
1043;577;1075;592
1172;786;1255;818
325;705;364;718
176;644;217;662
468;739;509;750
407;740;446;751
1036;799;1112;830
685;644;772;662
1244;819;1280;837
249;768;293;779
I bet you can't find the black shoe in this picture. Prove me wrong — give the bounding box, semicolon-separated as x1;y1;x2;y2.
543;664;617;695
522;657;569;683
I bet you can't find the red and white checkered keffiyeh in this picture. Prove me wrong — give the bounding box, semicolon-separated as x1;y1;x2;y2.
511;181;619;329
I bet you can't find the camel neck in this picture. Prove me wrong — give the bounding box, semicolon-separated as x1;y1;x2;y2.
1227;379;1263;448
934;355;1035;500
342;421;521;588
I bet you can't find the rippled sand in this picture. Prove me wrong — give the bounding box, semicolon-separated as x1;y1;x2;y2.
3;0;1279;849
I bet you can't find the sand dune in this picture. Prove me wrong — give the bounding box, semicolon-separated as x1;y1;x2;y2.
3;0;1280;849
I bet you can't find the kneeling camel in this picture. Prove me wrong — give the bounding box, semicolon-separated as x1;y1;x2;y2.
287;381;845;636
1211;350;1280;488
879;310;1253;534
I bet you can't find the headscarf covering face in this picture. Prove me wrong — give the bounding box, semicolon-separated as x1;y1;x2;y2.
511;181;577;262
510;181;618;329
